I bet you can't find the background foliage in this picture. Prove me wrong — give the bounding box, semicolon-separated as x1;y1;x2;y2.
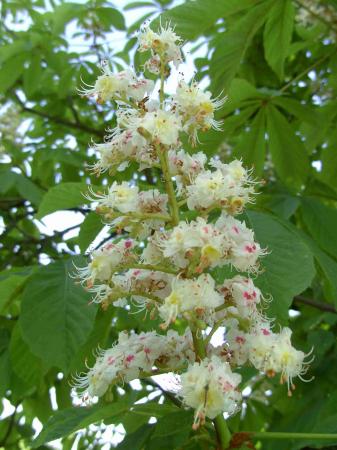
1;0;337;448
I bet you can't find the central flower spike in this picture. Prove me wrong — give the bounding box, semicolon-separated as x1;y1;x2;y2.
75;21;312;435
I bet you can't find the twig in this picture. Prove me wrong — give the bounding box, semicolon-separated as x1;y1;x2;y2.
294;295;336;314
280;50;336;93
12;92;103;137
0;403;19;447
143;378;182;408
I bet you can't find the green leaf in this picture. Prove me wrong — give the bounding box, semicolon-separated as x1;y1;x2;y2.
263;0;295;80
10;323;43;388
33;401;129;447
266;105;309;191
299;227;337;307
156;0;262;40
0;330;11;397
20;259;96;372
245;211;316;322
272;97;318;125
78;212;104;253
210;1;272;92
36;182;90;219
116;424;154;450
16;174;44;205
301;197;337;260
52;3;85;34
0;267;33;314
0;54;26;93
258;194;300;220
96;7;126;31
232;108;266;176
318;128;337;192
23;54;43;97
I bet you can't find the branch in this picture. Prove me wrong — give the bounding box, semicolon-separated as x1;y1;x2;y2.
12;92;103;138
143;378;182;408
294;295;336;314
0;403;19;447
280;49;336;93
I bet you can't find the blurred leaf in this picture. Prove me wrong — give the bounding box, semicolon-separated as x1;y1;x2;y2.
263;0;295;80
23;53;43;97
210;1;272;92
245;211;316;322
10;322;43;388
33;401;129;447
301;197;337;260
233;108;266;176
266;105;309;191
0;54;26;93
20;259;96;372
96;7;126;31
36;182;90;219
78;212;104;253
156;0;261;40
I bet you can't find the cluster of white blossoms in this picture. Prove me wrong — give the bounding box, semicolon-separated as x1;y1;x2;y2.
180;356;241;429
74;329;195;399
75;23;311;429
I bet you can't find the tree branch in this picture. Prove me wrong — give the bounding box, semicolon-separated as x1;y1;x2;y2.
12;92;103;138
294;295;336;314
143;378;182;408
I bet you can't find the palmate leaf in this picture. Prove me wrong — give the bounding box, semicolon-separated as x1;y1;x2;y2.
78;211;105;253
36;182;90;219
33;401;129;447
263;0;295;80
232;108;267;176
210;0;273;92
266;105;309;191
155;0;261;40
300;197;337;260
20;259;96;372
245;211;316;323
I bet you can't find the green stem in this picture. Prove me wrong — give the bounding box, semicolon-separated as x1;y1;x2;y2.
127;290;163;304
214;415;232;449
107;211;172;222
279;49;336;93
191;329;206;359
204;319;223;348
159;62;165;106
249;432;337;440
158;147;180;226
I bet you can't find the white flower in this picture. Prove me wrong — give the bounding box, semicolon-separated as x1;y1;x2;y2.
89;130;150;175
215;214;265;272
86;182;139;215
173;81;225;143
247;325;310;394
168;149;207;194
138;109;182;146
159;218;230;269
180;356;241;428
75;239;135;287
138;23;182;69
220;275;263;320
225;324;250;366
73;329;195;399
186;160;255;213
159;274;223;326
80;64;154;103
